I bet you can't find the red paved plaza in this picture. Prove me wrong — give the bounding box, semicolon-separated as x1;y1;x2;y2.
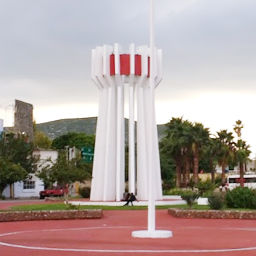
1;209;256;256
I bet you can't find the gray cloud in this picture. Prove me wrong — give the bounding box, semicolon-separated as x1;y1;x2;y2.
0;0;256;112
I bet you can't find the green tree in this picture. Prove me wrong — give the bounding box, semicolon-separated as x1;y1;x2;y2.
0;133;36;172
0;158;27;196
233;120;251;187
52;132;95;150
37;151;90;201
34;130;52;149
0;133;36;196
159;144;176;190
233;120;243;138
191;123;210;184
216;130;235;185
161;118;193;187
201;137;219;183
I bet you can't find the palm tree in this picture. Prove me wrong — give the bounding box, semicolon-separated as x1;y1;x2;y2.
160;137;183;187
202;137;219;183
216;130;235;185
191;123;210;184
233;120;243;138
163;118;192;187
233;120;251;187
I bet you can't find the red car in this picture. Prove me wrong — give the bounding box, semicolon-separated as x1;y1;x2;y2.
39;186;68;199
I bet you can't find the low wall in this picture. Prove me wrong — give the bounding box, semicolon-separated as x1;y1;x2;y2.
168;208;256;219
0;209;102;222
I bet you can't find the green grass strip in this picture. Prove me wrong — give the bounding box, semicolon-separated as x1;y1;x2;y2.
3;203;256;212
8;203;191;211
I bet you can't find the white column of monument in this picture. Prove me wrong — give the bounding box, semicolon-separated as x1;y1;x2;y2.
90;48;107;200
129;43;136;194
102;45;117;201
114;44;125;201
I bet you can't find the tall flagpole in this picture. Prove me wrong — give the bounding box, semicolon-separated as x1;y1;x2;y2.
132;0;172;238
148;0;156;232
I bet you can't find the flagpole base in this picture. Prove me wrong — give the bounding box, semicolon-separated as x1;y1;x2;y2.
132;230;173;238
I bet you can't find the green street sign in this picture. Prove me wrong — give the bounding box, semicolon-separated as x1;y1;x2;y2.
81;146;94;163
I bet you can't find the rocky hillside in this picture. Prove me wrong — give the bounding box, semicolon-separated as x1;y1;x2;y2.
36;117;167;140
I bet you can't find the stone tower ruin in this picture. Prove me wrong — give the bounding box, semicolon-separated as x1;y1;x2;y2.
14;99;34;142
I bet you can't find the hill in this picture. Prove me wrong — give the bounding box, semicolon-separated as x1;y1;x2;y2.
36;117;167;140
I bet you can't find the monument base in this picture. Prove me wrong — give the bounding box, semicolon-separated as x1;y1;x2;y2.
132;230;173;238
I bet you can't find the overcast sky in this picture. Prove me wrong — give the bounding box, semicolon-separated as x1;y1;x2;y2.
1;0;256;155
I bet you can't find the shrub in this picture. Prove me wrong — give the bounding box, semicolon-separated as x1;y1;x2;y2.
164;188;184;196
208;192;225;210
181;190;199;208
162;180;173;191
196;179;216;197
214;175;222;187
78;187;90;198
65;202;80;210
251;190;256;209
225;187;256;209
188;178;196;190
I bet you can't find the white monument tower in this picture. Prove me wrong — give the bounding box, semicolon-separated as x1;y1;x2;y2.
90;0;172;238
90;44;163;202
0;119;3;137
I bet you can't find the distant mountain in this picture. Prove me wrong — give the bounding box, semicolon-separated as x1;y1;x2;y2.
36;117;167;140
36;118;97;139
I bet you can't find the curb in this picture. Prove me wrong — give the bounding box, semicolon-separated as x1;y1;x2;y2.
168;208;256;219
0;209;103;222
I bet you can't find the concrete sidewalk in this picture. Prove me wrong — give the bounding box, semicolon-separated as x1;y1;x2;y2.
69;195;186;206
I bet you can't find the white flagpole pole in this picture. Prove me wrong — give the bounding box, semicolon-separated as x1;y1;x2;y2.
148;0;156;232
132;0;172;238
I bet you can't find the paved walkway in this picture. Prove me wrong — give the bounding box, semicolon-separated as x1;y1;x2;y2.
0;196;185;210
70;196;185;206
1;209;256;256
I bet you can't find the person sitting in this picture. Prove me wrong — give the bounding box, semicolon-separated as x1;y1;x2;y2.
121;192;130;201
123;193;137;206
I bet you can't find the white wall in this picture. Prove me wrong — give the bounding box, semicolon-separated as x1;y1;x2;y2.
15;174;44;198
33;149;58;170
2;186;10;198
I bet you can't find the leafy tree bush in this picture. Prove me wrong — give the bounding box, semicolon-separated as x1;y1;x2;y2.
180;190;199;208
52;132;95;150
0;133;36;196
196;179;216;197
34;130;52;149
251;190;256;209
164;188;184;195
214;175;222;187
0;133;36;172
159;143;176;189
208;192;225;210
37;151;90;202
0;158;27;196
226;187;256;209
78;187;90;198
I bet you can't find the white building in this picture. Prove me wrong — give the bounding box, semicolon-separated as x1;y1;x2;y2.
2;149;58;199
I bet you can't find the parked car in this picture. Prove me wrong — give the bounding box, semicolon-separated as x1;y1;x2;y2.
39;186;68;199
